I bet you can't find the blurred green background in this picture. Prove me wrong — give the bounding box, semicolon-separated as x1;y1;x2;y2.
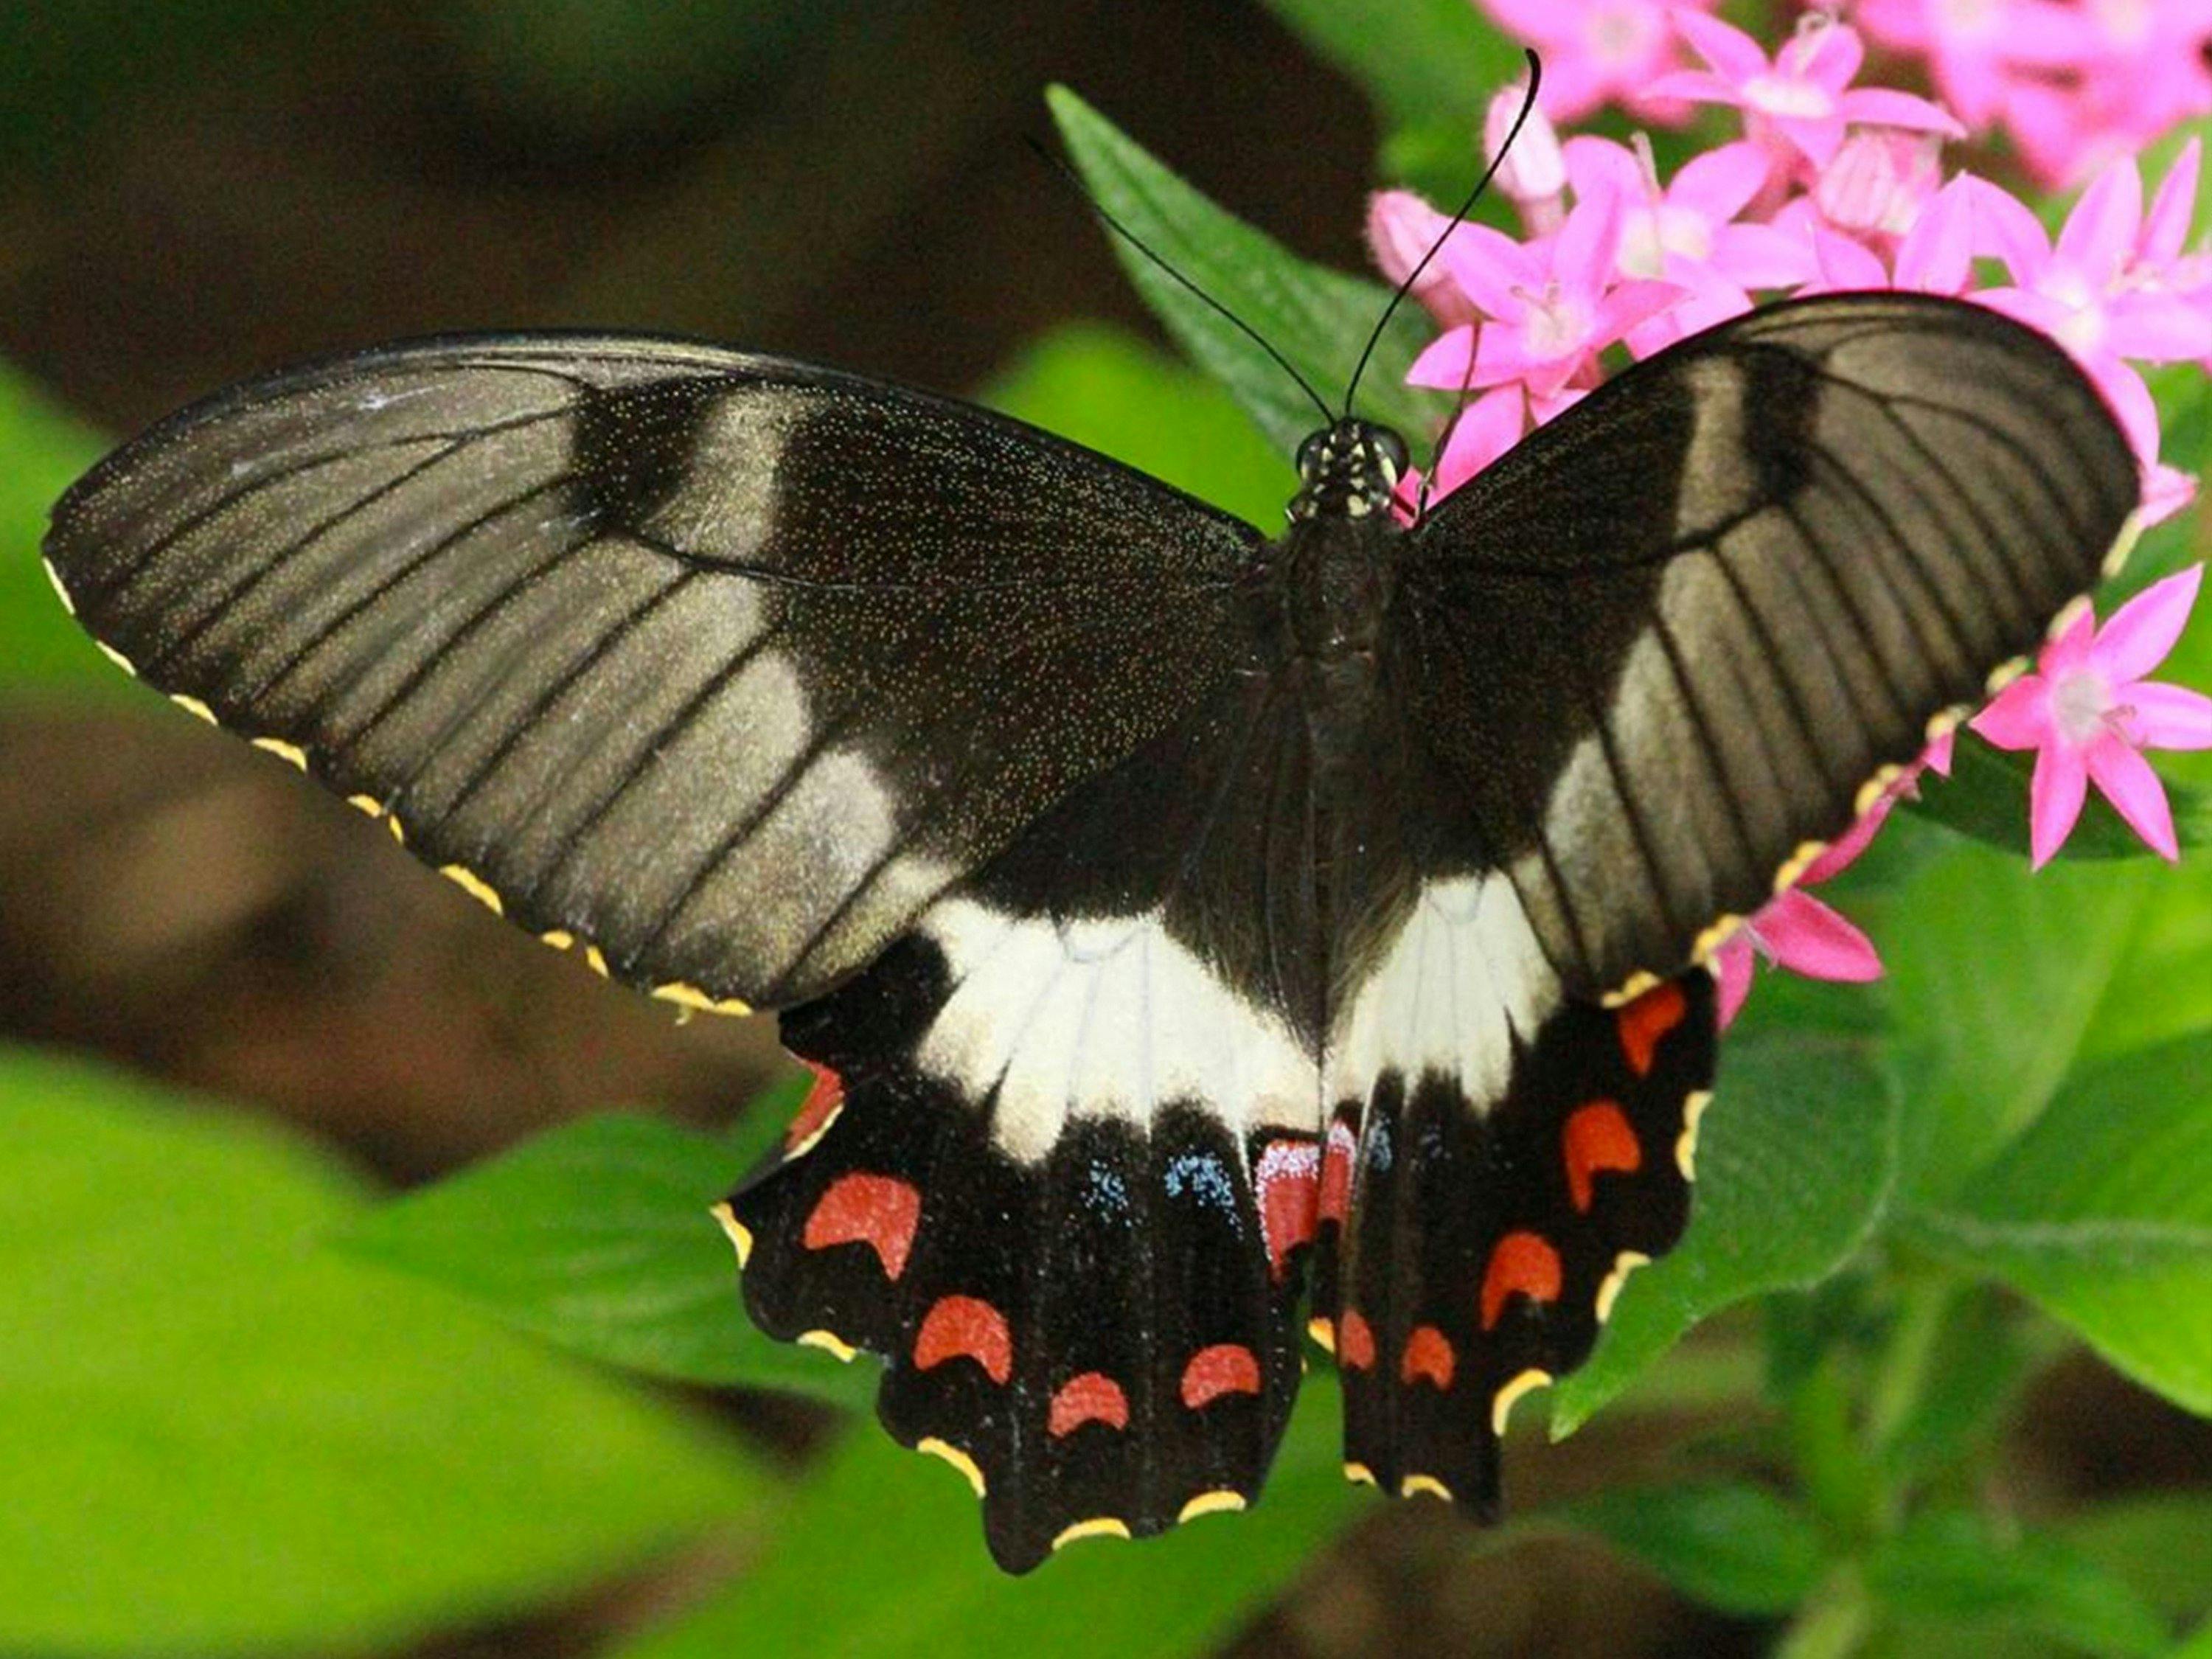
4;4;2211;1659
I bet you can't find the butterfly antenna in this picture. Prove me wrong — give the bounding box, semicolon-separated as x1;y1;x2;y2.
1026;137;1335;425
1340;49;1543;422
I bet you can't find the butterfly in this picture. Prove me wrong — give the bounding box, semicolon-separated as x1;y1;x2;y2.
43;288;2136;1571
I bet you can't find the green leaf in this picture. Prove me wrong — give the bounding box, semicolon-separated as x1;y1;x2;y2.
1908;739;2212;860
1865;1510;2174;1659
2056;1495;2212;1627
1551;1022;1898;1433
0;364;116;692
337;1109;872;1408
0;1048;761;1656
1562;1481;1829;1617
1047;86;1449;454
1902;1030;2212;1416
610;1380;1363;1659
1871;1283;2038;1482
981;321;1294;528
1878;838;2158;1203
1258;0;1523;131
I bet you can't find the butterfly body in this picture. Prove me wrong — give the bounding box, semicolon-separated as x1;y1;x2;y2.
44;294;2139;1571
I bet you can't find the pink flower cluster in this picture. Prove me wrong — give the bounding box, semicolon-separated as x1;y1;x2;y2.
1384;7;2212;1015
1475;0;2212;189
1857;0;2212;186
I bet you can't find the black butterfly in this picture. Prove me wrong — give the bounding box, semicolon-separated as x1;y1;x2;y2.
44;290;2135;1571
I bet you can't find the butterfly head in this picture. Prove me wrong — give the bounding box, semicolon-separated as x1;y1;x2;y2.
1291;420;1410;522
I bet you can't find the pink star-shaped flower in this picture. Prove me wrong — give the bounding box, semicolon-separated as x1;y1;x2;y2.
1404;187;1682;416
1651;12;1962;175
1970;565;2212;867
1477;0;1715;125
1970;155;2212;515
1563;135;1814;352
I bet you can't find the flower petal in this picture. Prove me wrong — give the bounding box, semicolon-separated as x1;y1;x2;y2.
1971;675;2055;749
2142;137;2202;264
1431;385;1526;498
2084;737;2179;860
1893;176;1977;293
1672;9;1770;82
2054;156;2144;286
1968;175;2054;279
2028;740;2090;869
1713;933;1756;1028
1405;325;1479;389
1757;889;1884;982
1836;86;1966;136
2091;564;2203;684
2126;681;2212;751
1669;140;1773;221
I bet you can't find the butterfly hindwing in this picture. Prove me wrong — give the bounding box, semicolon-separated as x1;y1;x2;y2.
726;922;1319;1573
1312;971;1713;1504
1399;293;2139;998
41;336;1262;1013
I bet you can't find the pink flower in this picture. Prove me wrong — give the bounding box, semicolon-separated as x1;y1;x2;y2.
1564;135;1814;351
1713;737;1953;1024
2000;1;2212;186
1652;12;1962;175
1970;156;2212;513
1713;888;1883;1026
1855;0;2096;130
1405;188;1681;416
1475;0;1714;125
1970;566;2212;867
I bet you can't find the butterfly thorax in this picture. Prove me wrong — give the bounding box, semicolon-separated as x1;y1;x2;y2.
1278;419;1412;750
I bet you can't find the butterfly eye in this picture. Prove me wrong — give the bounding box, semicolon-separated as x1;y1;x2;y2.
1295;431;1326;480
1373;428;1411;482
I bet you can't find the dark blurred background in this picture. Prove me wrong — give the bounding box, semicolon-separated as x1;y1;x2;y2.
3;5;2204;1657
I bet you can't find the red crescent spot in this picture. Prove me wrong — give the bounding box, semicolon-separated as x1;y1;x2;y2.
1400;1324;1455;1389
1048;1371;1130;1437
1616;981;1687;1077
914;1295;1013;1384
1337;1310;1377;1371
1180;1343;1263;1408
1481;1231;1564;1331
1318;1118;1357;1226
1254;1138;1321;1276
1562;1100;1642;1214
801;1172;922;1279
783;1061;845;1150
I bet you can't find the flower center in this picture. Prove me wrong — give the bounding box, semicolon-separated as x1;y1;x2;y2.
2051;666;2116;745
1744;72;1834;119
1585;4;1656;69
1523;283;1591;357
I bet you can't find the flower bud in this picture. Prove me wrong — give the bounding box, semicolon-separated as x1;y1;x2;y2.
1486;83;1567;232
1815;128;1943;239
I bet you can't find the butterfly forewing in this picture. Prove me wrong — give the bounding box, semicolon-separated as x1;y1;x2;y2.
1398;293;2139;998
43;338;1264;1012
